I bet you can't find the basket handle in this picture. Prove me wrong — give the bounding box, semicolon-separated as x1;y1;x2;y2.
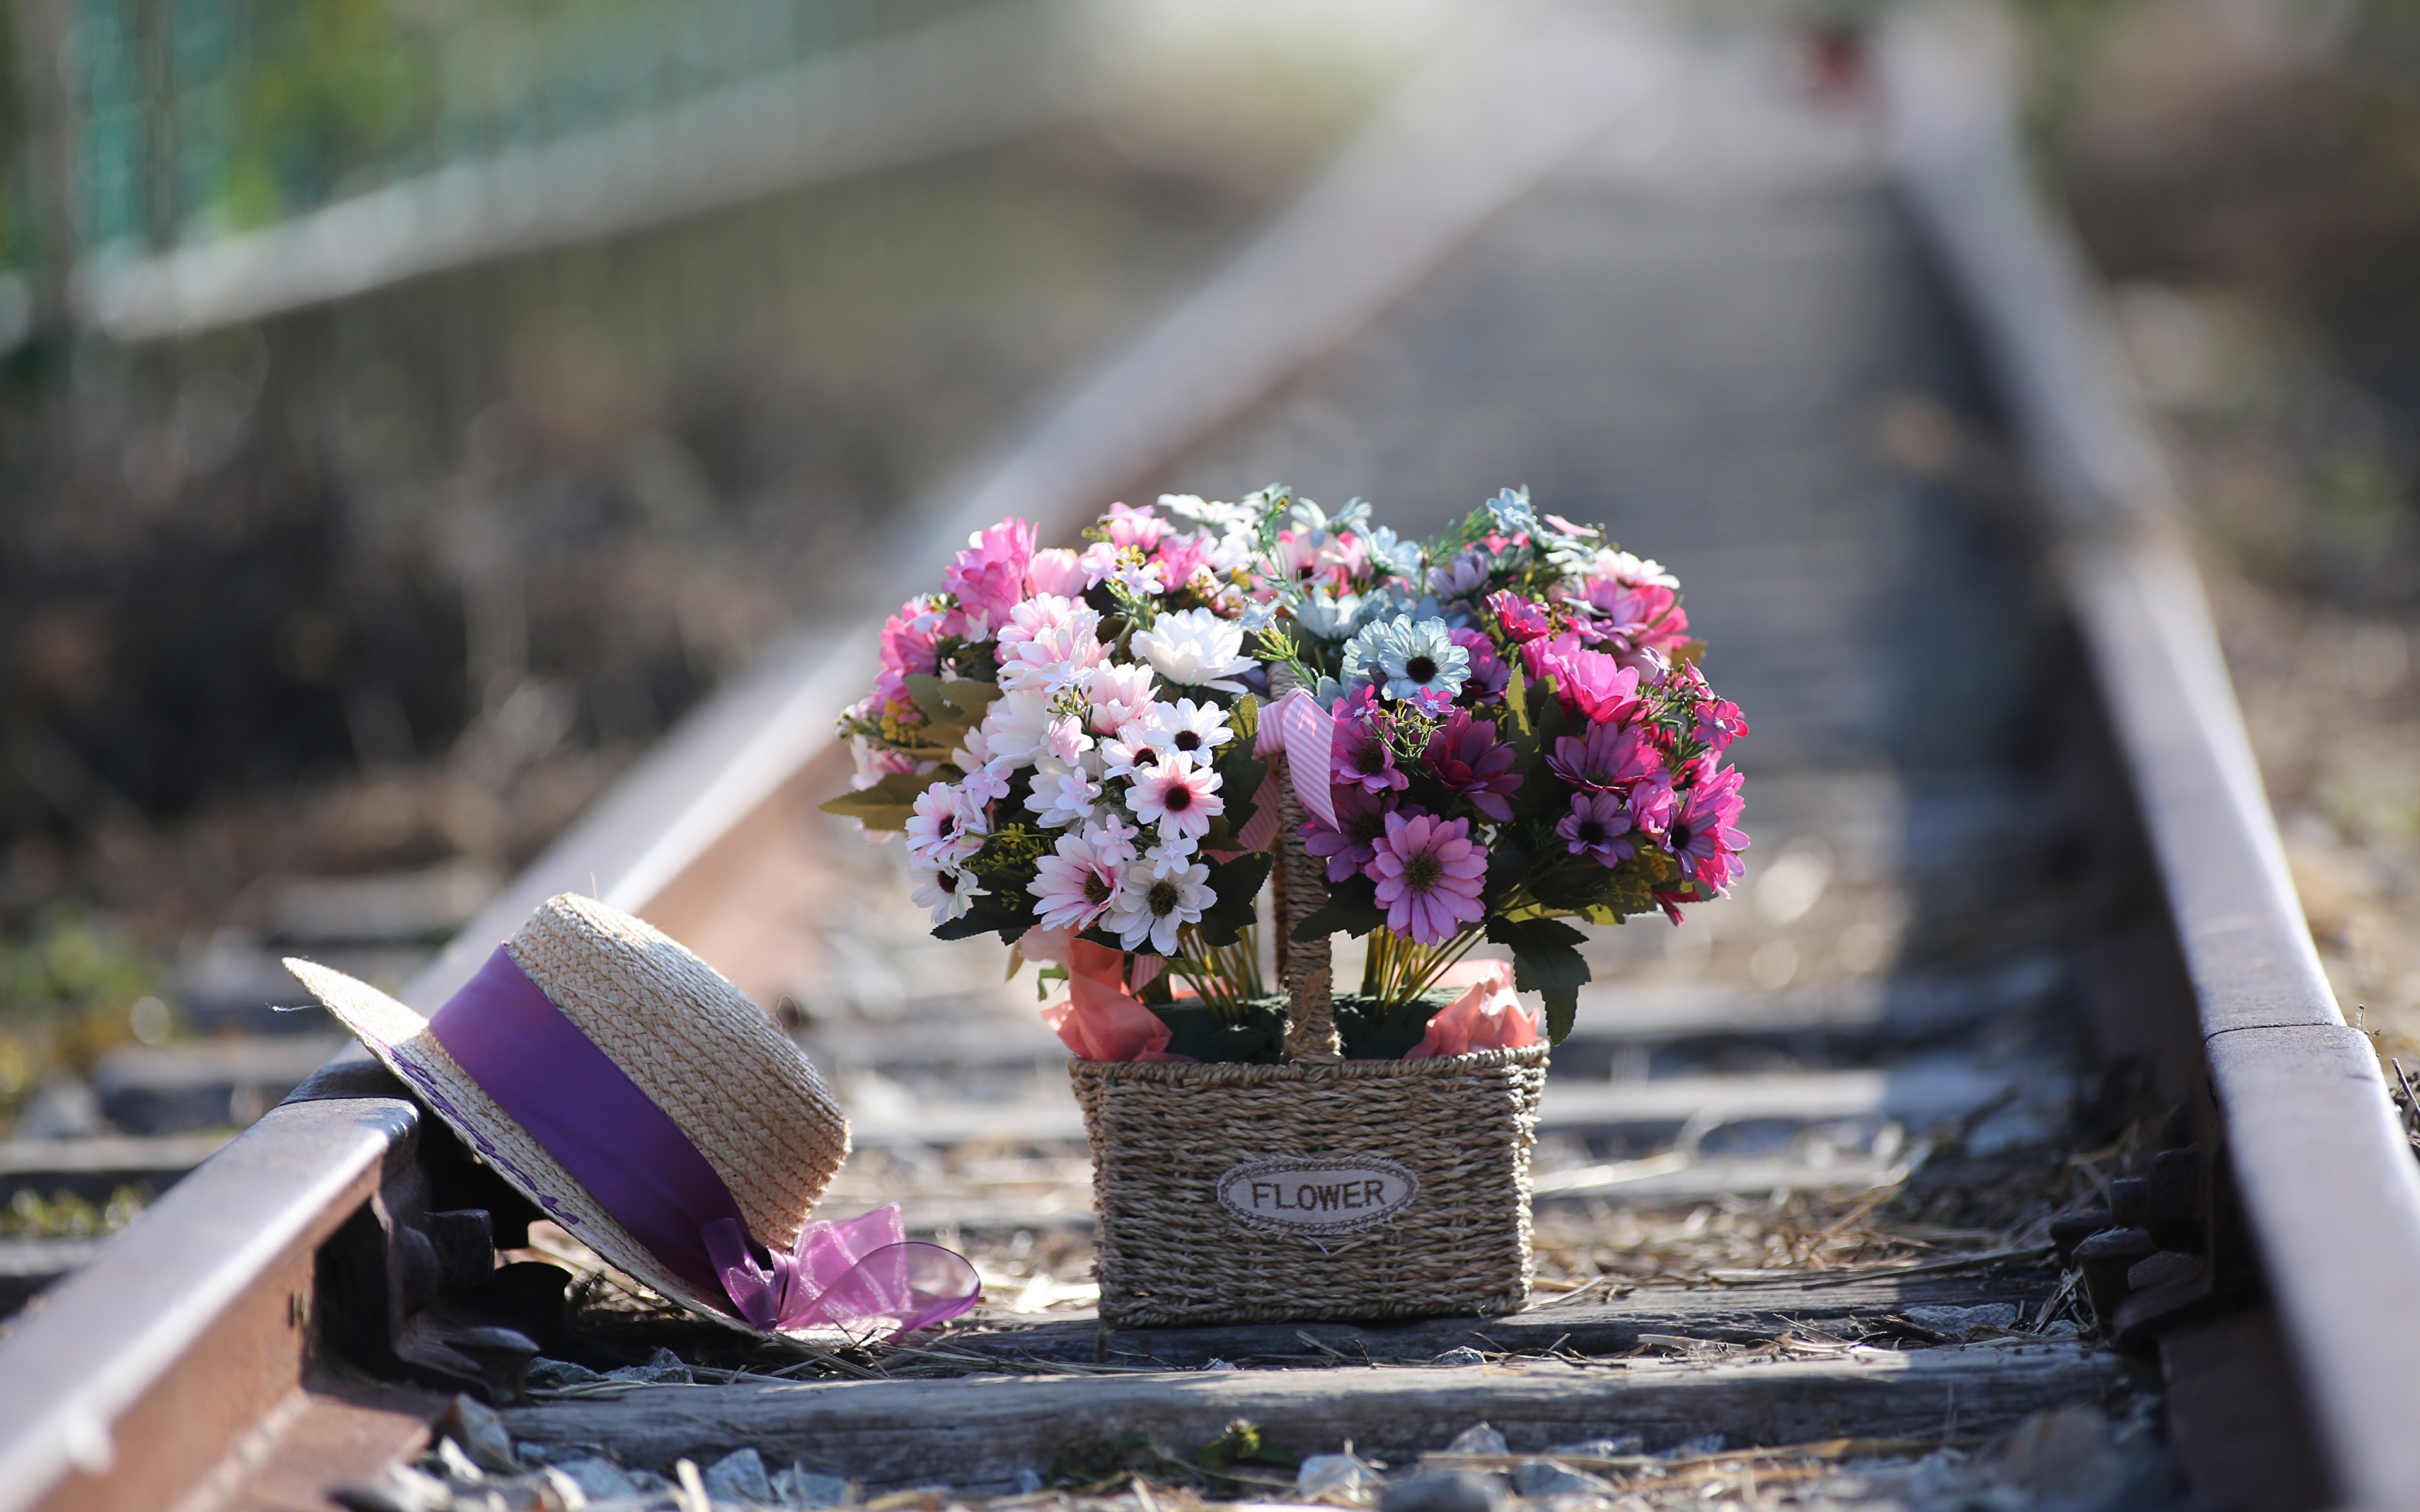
1267;665;1341;1063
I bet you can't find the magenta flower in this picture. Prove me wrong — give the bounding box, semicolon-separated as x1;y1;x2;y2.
1584;576;1691;654
1487;590;1553;643
1627;769;1678;836
1369;813;1488;946
1666;765;1748;894
1547;720;1663;792
1450;627;1509;699
1697;698;1748;751
1424;710;1523;822
1332;710;1410;794
943;518;1037;629
1150;532;1209;592
1556;790;1635;865
1298;786;1401;883
1525;635;1640;724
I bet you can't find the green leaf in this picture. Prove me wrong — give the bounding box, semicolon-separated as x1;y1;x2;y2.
1289;874;1386;942
1230;694;1260;743
1214;751;1269;840
1487;914;1591;1044
933;889;1033;944
1504;662;1531;736
1194;852;1272;948
905;673;1002;726
817;770;942;830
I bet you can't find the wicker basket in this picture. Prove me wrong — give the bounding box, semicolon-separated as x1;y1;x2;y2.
1075;668;1548;1326
1073;1043;1547;1326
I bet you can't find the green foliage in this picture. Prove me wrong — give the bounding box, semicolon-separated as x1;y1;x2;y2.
1288;873;1386;942
816;770;940;830
1486;914;1590;1045
1194;852;1272;949
0;909;164;1136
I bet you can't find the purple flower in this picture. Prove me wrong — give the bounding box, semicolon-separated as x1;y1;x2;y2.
1424;709;1523;822
1556;790;1635;865
1369;812;1488;946
1451;627;1509;699
1547;719;1663;792
1427;550;1490;601
1299;786;1402;884
1332;709;1410;794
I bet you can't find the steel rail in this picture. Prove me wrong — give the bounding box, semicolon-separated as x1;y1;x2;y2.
0;5;1668;1508
1881;11;2420;1509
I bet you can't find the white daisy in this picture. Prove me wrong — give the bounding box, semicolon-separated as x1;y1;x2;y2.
908;861;984;925
1099;725;1173;781
1131;607;1255;693
904;783;984;867
1150;698;1232;762
1103;858;1213;956
1125;750;1224;844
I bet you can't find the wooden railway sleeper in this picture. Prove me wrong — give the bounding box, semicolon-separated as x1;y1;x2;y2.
304;1062;565;1406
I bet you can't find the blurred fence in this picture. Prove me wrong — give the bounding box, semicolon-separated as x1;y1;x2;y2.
3;0;1076;345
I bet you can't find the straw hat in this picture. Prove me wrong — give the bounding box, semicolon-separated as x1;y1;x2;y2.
286;892;850;1325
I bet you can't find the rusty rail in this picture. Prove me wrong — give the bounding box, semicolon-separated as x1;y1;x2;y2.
1881;11;2420;1509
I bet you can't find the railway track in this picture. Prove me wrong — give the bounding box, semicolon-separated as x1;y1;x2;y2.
5;5;2418;1511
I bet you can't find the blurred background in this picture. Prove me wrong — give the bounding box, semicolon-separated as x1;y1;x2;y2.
0;0;2417;1200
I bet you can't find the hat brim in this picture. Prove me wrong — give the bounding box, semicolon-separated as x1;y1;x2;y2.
285;958;755;1332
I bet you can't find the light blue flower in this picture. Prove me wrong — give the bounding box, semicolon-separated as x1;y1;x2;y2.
1294;590;1366;641
1365;525;1425;581
1485;486;1537;537
1344;616;1469;702
1289;495;1373;545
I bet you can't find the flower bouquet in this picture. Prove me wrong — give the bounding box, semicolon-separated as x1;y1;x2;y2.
824;488;1747;1325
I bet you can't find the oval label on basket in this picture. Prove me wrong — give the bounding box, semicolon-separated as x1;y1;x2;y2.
1216;1156;1420;1236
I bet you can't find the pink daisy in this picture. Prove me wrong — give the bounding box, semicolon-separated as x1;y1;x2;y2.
1125;750;1224;844
1029;832;1125;934
1369;812;1487;946
1666;766;1748;894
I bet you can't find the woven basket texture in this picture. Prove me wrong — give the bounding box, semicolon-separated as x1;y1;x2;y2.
1073;1042;1548;1326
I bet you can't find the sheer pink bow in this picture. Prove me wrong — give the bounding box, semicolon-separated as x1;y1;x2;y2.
1038;938;1190;1062
701;1203;980;1336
